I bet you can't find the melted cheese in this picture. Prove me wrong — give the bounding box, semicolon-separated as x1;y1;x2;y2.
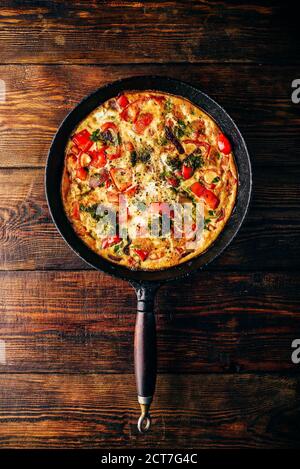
62;91;238;270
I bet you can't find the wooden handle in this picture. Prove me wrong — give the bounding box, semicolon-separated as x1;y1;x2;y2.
133;284;159;433
134;310;157;398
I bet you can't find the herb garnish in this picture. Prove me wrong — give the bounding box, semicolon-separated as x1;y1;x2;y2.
90;129;102;142
166;156;181;171
80;203;100;220
139;147;151;164
184;151;204;170
173;119;192;139
131;145;152;166
204;218;211;230
90;128;119;146
130;150;137;167
80;204;110;222
164;99;173;112
113;242;122;253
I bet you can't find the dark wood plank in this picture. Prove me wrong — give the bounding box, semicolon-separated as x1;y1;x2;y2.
0;373;299;448
0;64;299;167
0;1;298;65
0;271;299;373
0;168;299;271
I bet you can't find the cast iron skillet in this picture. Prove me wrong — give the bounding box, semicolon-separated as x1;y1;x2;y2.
45;76;252;433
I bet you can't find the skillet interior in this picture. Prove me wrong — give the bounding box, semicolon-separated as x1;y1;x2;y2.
45;76;252;283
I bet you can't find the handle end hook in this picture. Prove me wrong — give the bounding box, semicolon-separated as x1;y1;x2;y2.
137;402;151;433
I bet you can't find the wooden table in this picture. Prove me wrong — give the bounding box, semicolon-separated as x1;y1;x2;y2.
0;1;299;449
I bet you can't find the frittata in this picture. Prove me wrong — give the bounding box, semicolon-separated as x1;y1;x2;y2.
62;91;238;270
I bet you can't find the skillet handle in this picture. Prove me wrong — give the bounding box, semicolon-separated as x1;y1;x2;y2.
134;284;160;433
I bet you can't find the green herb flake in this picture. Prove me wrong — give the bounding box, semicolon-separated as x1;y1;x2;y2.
204;218;211;230
173;124;185;139
138;145;152;164
90;129;101;142
166;156;181;171
80;204;111;222
173;119;192;139
164;99;173;112
113;243;122;253
184;151;204;170
130;150;137;167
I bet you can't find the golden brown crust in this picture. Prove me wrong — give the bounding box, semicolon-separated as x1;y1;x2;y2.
62;91;238;270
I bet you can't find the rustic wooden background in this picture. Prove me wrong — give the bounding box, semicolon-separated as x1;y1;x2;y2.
0;0;300;449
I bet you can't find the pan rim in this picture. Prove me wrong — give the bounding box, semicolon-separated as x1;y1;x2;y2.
45;75;252;284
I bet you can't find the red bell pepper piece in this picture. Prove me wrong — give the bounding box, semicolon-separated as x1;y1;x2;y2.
101;122;119;133
133;112;153;134
117;94;129;109
133;249;149;261
120;100;141;123
76;167;88;181
217;133;232;154
166;176;179;187
148;94;166;104
120;107;131;122
89;148;107;168
190;182;219;209
182;165;194;180
72;201;80;220
101;236;122;249
72;129;93;152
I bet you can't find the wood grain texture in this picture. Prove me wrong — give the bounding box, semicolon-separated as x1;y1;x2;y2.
0;373;299;448
0;1;298;65
0;271;299;373
0;64;299;167
0;167;299;271
1;0;300;450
